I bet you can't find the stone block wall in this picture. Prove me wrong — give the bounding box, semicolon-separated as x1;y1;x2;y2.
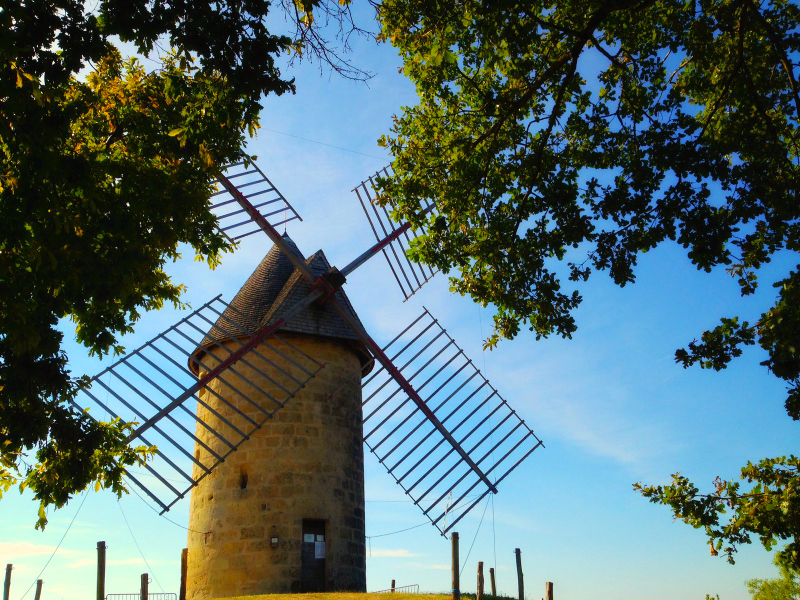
185;334;366;599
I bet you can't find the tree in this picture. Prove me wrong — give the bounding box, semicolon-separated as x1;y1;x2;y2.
0;0;371;527
376;0;800;569
747;557;800;600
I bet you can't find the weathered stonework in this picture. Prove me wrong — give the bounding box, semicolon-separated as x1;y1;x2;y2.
186;333;366;599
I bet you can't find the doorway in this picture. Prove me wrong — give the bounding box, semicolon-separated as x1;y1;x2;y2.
301;519;326;592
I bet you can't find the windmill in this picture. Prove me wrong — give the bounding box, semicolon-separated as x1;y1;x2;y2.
72;160;544;598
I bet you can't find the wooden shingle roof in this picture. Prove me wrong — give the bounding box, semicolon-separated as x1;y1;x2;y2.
194;234;371;373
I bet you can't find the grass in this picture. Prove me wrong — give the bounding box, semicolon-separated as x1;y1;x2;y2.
217;595;449;600
217;593;516;600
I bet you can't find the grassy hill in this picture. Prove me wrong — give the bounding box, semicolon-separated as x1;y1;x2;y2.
217;595;450;600
216;593;515;600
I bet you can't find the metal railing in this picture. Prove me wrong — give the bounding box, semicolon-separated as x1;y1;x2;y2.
373;584;420;594
107;594;177;600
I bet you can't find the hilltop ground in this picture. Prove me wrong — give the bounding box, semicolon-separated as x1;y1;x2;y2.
217;593;513;600
218;595;446;600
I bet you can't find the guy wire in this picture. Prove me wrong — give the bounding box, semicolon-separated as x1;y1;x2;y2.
126;478;210;535
118;500;165;593
459;495;491;577
18;491;88;600
366;494;480;540
478;305;499;575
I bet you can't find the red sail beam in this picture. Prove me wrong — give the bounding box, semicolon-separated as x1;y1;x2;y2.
126;286;324;443
330;303;498;494
353;168;438;300
339;202;435;278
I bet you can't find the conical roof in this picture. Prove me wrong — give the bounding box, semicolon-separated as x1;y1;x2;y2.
193;234;371;373
212;234;307;335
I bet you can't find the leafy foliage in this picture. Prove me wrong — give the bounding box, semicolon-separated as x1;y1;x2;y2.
747;556;800;600
1;0;369;526
377;0;800;567
636;457;800;569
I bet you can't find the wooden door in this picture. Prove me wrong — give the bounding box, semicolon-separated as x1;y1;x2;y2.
300;519;326;592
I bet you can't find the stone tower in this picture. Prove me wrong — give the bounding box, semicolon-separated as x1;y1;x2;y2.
185;235;370;599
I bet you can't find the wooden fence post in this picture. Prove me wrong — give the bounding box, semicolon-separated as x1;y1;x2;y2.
3;564;12;600
451;532;460;600
545;582;554;600
140;573;149;600
34;580;43;600
180;548;188;600
489;567;496;597
97;541;106;600
515;548;524;600
477;562;484;600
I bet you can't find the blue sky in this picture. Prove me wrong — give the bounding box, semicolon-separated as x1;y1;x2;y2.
1;7;798;600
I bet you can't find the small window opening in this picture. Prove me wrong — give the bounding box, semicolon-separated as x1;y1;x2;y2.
239;466;248;489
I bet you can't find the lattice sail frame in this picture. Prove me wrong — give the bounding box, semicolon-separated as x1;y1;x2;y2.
211;161;302;241
362;309;542;534
353;167;437;300
72;295;325;513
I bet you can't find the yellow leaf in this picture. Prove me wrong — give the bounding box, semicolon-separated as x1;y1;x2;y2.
198;144;214;168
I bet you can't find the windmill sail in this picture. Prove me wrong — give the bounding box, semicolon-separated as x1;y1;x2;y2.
72;294;325;513
77;162;543;536
353;167;437;300
212;161;302;241
362;309;543;534
207;166;543;533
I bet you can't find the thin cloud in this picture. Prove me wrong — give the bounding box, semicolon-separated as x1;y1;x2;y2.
368;549;420;558
497;349;685;478
408;562;450;571
65;557;178;569
0;541;87;559
64;558;98;569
